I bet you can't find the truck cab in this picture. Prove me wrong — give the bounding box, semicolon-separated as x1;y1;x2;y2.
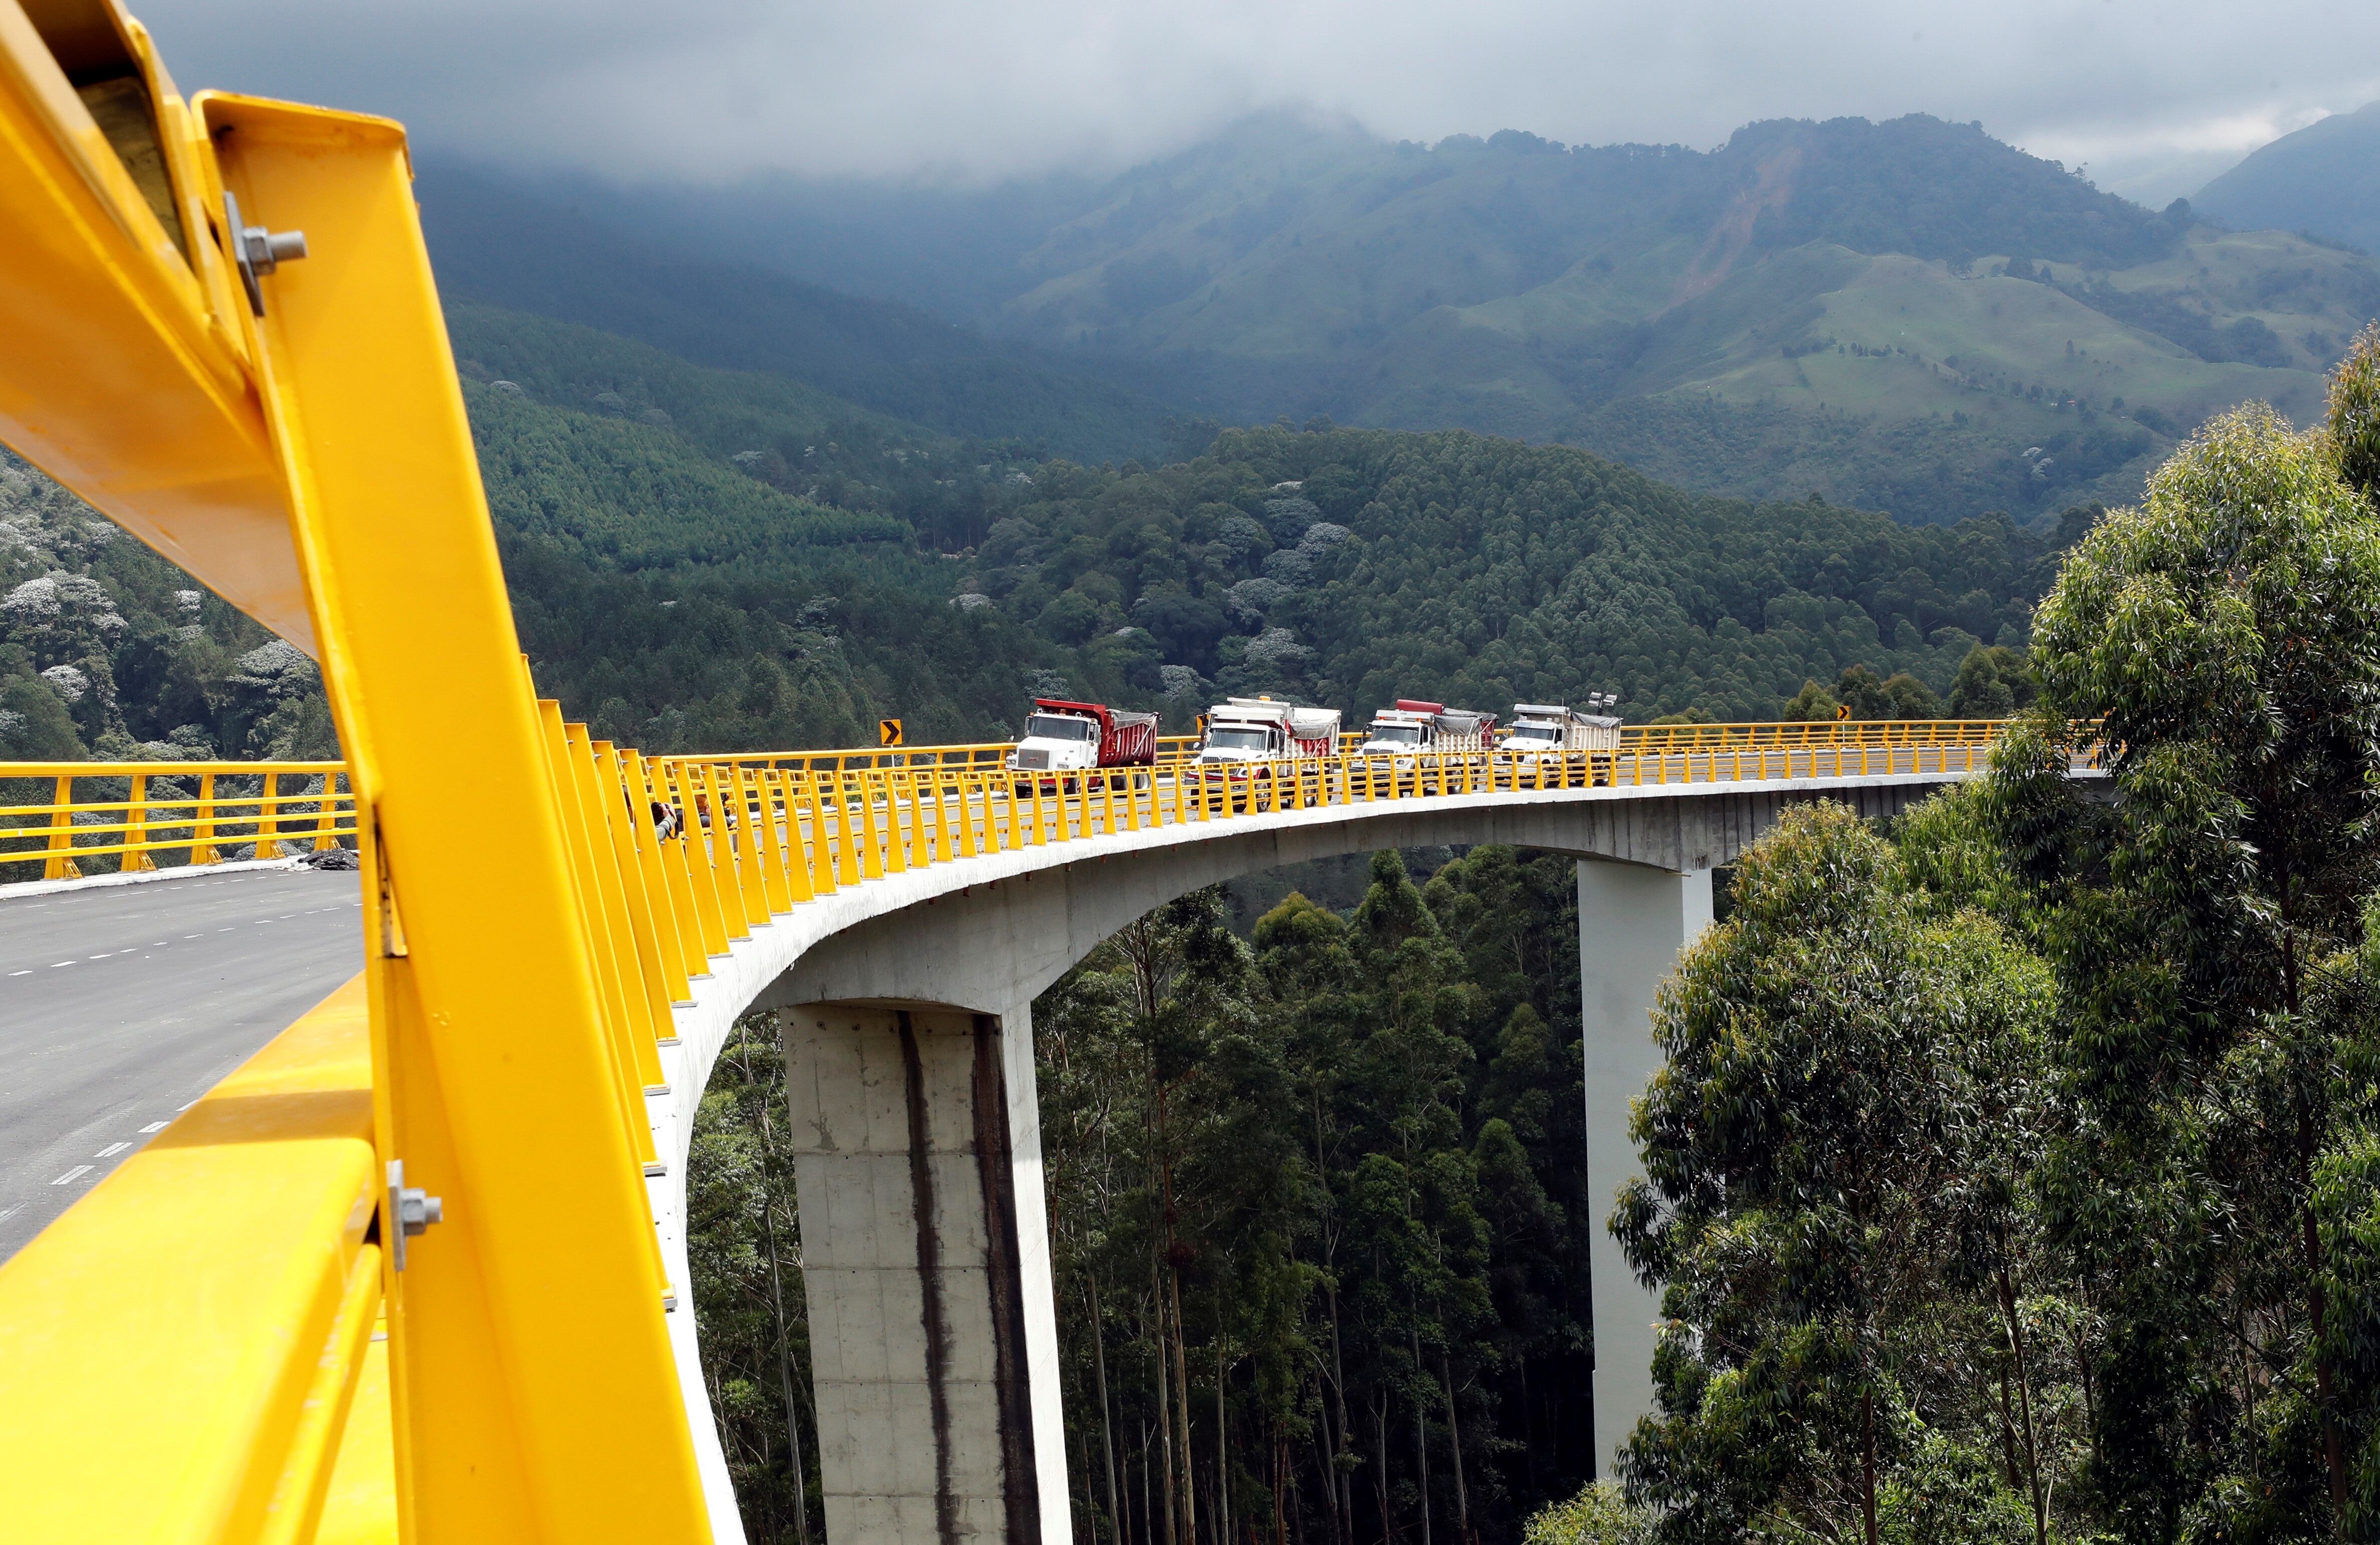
1356;699;1495;756
1006;698;1159;793
1498;699;1622;786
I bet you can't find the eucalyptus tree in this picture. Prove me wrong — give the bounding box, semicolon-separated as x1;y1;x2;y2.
1981;363;2380;1536
1612;802;2055;1545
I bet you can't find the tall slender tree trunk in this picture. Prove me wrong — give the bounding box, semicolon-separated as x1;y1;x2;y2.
1373;1388;1393;1545
2283;881;2350;1526
1155;1286;1180;1545
1093;1275;1125;1545
1411;1332;1431;1545
1438;1355;1469;1545
1170;1264;1198;1545
1217;1337;1231;1545
1860;1390;1880;1545
1311;1392;1343;1545
1996;1262;2048;1545
1142;1422;1157;1545
757;1102;813;1545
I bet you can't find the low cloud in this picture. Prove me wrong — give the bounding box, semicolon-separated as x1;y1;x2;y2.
133;0;2380;200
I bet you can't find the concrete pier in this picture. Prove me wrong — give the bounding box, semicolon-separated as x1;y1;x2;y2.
780;1003;1054;1545
1576;861;1714;1478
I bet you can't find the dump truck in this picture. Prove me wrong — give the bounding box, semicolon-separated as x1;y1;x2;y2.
1194;697;1343;808
1497;700;1623;787
1006;698;1159;794
1197;697;1342;763
1350;698;1498;794
1354;699;1498;758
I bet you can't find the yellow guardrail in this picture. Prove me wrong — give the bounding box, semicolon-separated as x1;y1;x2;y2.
0;760;354;879
569;715;2015;1019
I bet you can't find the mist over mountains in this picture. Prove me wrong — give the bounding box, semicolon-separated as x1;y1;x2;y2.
2195;99;2380;255
423;110;2380;526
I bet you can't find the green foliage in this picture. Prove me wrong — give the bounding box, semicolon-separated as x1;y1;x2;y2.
685;1013;823;1543
1948;643;2037;717
2329;321;2380;504
1;448;327;762
1614;802;2055;1544
1911;350;2380;1537
1524;1481;1652;1545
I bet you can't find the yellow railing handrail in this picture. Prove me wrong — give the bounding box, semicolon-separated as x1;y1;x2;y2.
0;760;358;880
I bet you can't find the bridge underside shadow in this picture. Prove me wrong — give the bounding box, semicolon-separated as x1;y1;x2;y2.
749;782;1940;1543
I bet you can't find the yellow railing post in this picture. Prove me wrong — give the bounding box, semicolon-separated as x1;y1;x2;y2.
251;770;281;860
307;771;341;852
189;771;220;865
41;772;78;880
596;743;694;1012
123;772;156;871
859;771;887;878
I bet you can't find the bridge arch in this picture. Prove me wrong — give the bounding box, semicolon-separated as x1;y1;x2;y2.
653;776;1955;1542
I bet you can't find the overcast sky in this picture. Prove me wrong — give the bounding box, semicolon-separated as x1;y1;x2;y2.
136;0;2378;205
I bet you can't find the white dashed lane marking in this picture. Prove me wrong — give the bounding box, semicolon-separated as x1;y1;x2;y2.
50;1166;90;1186
95;1143;128;1158
139;1122;167;1133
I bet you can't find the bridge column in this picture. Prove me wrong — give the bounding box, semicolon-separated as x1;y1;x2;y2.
779;1001;1063;1545
1577;860;1714;1479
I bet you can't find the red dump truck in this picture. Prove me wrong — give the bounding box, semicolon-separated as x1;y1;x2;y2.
1006;698;1160;794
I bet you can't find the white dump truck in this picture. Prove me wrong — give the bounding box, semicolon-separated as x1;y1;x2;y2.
1196;697;1343;807
1497;700;1623;786
1355;699;1498;758
1353;699;1497;792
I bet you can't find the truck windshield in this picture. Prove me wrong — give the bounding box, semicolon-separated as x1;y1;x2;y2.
1366;723;1424;745
1506;724;1559;742
1025;714;1098;742
1205;727;1271;752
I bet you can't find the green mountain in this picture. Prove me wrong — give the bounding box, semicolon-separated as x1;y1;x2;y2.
556;113;2380;525
2196;100;2380;256
7;303;2082;777
417;166;1183;466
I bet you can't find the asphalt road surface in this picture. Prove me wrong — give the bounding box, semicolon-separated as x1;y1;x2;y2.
0;866;366;1264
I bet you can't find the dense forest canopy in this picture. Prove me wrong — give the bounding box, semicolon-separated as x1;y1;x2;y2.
5;301;2101;763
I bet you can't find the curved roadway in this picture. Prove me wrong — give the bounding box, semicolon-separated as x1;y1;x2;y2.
0;866;364;1263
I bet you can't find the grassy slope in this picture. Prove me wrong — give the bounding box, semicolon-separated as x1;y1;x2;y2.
977;118;2380;520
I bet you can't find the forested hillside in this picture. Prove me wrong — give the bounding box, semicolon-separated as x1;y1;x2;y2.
0;451;336;763
6;303;2090;765
512;112;2380;524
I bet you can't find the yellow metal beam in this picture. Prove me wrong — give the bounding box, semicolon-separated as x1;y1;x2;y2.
0;0;313;653
0;976;383;1541
200;90;710;1539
